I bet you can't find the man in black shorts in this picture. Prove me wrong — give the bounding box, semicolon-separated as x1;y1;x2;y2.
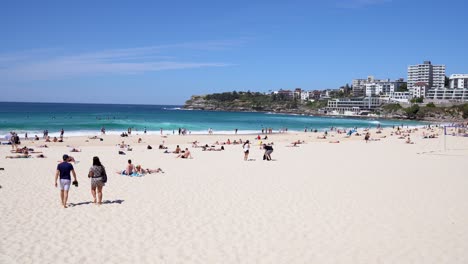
55;154;77;208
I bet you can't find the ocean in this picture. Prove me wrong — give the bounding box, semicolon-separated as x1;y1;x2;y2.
0;102;425;137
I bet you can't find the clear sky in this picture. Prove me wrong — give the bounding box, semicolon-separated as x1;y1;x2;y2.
1;0;467;105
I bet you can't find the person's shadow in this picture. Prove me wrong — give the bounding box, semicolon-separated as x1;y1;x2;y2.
69;199;125;207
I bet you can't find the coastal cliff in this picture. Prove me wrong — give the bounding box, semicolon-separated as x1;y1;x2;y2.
184;92;468;121
183;92;325;115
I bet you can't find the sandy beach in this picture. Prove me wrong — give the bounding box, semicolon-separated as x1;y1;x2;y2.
1;127;468;263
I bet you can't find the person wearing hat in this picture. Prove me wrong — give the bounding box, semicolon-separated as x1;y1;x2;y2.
55;154;77;208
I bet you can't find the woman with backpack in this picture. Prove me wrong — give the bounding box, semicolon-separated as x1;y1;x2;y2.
88;156;107;205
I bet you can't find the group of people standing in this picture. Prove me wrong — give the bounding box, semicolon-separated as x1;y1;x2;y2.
55;155;106;208
242;140;274;161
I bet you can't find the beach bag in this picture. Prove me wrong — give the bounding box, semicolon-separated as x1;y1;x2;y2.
102;166;107;183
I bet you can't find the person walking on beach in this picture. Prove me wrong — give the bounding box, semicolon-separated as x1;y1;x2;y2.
88;156;106;205
243;140;250;161
55;154;77;208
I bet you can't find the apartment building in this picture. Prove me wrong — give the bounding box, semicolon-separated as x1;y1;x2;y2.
407;61;445;97
450;74;468;89
353;76;405;97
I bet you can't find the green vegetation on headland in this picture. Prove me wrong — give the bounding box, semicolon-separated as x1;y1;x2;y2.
184;91;468;121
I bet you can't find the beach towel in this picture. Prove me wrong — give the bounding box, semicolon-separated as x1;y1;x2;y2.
121;172;144;177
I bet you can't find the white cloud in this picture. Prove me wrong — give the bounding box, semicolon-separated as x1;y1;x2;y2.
0;41;239;81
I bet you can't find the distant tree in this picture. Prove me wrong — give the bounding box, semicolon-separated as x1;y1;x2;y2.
426;102;436;108
382;103;402;112
404;104;420;119
410;96;424;103
396;83;408;92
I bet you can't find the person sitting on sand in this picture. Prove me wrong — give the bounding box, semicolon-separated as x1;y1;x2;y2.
34;135;40;141
177;148;192;159
364;132;370;143
158;144;167;149
119;141;127;148
405;137;414;144
138;138;142;143
53;137;58;142
173;145;181;154
120;159;134;175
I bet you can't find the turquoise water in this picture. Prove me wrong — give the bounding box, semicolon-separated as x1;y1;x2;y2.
0;102;425;137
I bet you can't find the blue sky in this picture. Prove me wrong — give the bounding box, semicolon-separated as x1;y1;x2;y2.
1;0;467;105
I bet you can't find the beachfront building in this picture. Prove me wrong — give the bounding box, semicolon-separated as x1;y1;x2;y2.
300;90;310;101
450;74;468;89
276;89;294;99
353;76;405;97
326;97;383;114
365;80;406;97
309;90;321;100
352;76;376;97
425;88;468;102
412;82;429;98
294;88;302;99
407;61;445;97
390;92;411;103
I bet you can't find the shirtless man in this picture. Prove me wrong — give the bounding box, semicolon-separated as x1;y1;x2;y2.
177;148;192;159
123;159;134;175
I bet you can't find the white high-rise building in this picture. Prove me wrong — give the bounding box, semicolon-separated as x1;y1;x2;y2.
450;74;468;89
407;61;445;97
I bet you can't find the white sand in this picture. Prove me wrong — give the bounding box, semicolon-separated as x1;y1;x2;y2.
1;127;468;263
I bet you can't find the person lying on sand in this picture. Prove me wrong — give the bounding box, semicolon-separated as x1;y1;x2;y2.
291;140;305;145
202;146;224;151
57;155;77;164
6;154;31;159
317;135;327;139
134;165;164;174
329;140;340;143
70;148;81;152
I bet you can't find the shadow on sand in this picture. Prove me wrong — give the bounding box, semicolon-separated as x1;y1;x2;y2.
69;199;125;207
